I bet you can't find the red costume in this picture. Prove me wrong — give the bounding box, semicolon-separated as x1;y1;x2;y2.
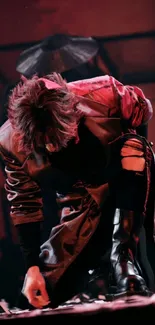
0;75;154;307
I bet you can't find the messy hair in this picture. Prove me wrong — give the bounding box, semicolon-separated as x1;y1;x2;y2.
8;73;80;154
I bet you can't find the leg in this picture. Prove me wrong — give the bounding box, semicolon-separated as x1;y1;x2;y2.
109;136;152;299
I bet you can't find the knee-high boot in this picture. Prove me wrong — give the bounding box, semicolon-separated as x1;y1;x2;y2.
109;208;150;298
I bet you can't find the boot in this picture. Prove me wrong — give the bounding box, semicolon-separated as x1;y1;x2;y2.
107;209;151;299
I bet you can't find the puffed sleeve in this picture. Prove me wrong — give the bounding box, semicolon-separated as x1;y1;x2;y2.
0;146;43;269
0;146;43;226
111;76;153;128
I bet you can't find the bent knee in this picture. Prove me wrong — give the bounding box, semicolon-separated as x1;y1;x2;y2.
121;138;145;171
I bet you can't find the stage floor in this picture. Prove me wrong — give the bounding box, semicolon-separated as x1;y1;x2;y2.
0;295;155;323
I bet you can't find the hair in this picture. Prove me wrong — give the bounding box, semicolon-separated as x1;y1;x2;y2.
8;73;81;154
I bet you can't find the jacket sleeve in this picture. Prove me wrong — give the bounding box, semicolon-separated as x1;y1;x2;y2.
111;76;153;128
0;146;43;268
0;148;43;226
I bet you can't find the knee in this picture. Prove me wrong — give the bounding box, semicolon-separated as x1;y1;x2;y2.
121;138;145;172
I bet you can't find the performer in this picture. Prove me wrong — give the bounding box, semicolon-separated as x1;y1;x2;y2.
0;73;154;309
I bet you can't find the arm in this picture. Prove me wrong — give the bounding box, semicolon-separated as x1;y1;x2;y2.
0;146;43;269
0;147;50;307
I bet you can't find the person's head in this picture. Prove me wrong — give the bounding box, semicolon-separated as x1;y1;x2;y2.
8;73;80;154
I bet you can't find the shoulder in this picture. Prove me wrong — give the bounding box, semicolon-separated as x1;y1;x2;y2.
0;120;26;162
68;75;112;96
0;120;14;150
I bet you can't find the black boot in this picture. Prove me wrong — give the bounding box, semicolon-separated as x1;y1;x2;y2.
107;209;151;300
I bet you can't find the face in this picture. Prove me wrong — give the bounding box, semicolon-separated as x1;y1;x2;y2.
43;133;56;153
45;143;57;153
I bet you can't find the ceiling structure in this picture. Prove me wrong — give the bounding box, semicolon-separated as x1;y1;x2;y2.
0;0;155;140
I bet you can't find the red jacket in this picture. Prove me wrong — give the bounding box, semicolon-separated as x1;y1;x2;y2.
0;75;153;226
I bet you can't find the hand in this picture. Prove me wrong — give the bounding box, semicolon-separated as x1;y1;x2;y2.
22;266;50;309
